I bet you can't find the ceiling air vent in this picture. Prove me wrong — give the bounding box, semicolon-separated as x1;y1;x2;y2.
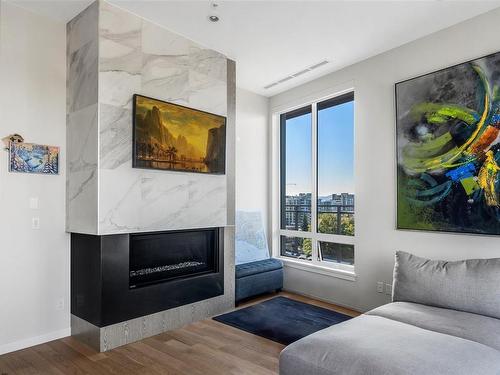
264;60;330;90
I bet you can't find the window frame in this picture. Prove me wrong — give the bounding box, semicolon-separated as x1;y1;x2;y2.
273;91;356;278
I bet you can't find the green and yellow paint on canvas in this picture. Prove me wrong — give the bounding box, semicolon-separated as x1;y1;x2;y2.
396;52;500;234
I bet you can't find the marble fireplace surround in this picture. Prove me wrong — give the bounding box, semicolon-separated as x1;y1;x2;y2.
67;0;232;235
66;1;236;351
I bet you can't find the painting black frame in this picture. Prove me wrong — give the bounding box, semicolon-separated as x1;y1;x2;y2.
395;50;500;236
132;94;227;175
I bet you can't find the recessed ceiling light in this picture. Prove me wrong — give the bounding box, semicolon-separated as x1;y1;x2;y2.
208;1;220;22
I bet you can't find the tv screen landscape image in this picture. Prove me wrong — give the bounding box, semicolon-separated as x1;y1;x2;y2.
133;94;226;174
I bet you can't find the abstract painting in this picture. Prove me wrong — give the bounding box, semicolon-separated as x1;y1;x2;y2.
396;52;500;235
133;94;226;174
9;143;59;175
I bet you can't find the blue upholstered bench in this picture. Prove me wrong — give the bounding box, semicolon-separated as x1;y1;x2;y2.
235;258;283;302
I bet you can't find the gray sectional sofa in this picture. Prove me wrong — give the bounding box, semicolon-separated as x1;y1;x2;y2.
280;251;500;375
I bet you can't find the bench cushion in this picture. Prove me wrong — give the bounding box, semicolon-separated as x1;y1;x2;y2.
236;258;283;279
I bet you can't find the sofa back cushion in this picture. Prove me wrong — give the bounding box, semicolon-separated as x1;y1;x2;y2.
393;251;500;319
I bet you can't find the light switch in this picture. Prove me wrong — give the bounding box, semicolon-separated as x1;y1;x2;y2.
29;197;39;209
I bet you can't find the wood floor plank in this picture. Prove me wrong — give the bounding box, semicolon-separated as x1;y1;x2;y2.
0;292;360;375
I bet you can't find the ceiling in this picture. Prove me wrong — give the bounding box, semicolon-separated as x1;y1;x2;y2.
8;0;500;96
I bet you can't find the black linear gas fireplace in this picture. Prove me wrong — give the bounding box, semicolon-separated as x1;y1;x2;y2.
129;229;219;288
71;228;224;327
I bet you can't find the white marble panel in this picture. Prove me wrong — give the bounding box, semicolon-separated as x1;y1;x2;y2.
141;20;192;56
99;166;143;233
100;104;132;169
68;38;98;113
141;54;190;105
141;19;194;106
100;1;141;68
68;0;230;235
99;167;226;234
139;173;226;231
67;1;98;56
100;71;141;109
189;46;227;82
188;71;227;116
67;104;99;234
99;1;142;110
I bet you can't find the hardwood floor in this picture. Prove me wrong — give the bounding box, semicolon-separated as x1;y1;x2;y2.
0;292;359;375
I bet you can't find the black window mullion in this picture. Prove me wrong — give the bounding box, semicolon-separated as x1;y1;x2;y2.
280;112;287;230
280;105;312;231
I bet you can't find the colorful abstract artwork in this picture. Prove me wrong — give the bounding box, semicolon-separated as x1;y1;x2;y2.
396;52;500;235
133;95;226;174
9;143;59;174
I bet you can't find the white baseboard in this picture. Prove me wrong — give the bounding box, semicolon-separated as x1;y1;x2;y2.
0;328;70;355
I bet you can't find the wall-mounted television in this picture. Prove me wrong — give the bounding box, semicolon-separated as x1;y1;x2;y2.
132;94;226;174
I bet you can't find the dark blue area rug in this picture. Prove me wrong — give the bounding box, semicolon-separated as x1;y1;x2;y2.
213;296;352;345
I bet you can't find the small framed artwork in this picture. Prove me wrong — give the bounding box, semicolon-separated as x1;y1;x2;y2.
9;142;59;175
396;51;500;235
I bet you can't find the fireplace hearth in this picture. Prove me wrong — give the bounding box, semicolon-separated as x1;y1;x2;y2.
71;228;224;327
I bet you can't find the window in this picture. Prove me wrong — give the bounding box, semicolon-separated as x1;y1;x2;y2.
280;106;312;233
278;92;354;269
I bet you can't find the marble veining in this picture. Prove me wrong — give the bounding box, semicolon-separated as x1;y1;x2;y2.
99;1;142;110
68;39;98;113
67;1;231;235
94;2;228;234
141;20;191;56
67;1;98;56
189;47;227;82
66;106;99;233
99;167;143;233
100;103;132;169
99;167;226;234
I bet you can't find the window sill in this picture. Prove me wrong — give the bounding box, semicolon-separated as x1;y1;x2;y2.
278;257;357;282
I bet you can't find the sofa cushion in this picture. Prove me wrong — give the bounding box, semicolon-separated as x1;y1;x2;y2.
393;251;500;319
279;315;500;375
368;302;500;352
236;258;283;278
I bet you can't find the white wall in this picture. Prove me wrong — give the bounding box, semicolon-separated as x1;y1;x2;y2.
0;3;69;353
236;88;270;241
270;7;500;312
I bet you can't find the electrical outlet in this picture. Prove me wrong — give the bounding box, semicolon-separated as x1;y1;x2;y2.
376;281;384;293
56;298;64;311
32;217;40;230
385;283;392;295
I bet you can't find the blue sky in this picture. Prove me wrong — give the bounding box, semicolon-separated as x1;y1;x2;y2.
285;101;354;196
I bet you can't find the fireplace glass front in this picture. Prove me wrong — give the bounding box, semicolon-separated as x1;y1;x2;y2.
129;228;219;288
